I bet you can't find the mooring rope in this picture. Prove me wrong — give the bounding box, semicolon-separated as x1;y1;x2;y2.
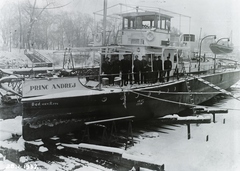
130;90;240;111
134;90;221;95
227;93;240;102
134;89;240;102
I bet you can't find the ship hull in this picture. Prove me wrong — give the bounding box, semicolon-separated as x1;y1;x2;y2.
22;70;240;140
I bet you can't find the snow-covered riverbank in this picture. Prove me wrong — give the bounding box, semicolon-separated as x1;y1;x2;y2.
127;84;240;171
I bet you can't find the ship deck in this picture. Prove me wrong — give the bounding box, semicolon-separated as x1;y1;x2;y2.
21;69;240;102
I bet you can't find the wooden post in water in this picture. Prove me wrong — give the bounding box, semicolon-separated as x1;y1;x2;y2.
212;113;216;123
187;124;191;139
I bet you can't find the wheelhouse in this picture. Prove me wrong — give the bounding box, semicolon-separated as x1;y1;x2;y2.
121;11;172;31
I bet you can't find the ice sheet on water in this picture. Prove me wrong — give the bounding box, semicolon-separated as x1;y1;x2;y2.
39;146;48;152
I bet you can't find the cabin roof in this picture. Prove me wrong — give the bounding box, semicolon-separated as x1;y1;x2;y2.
118;11;173;19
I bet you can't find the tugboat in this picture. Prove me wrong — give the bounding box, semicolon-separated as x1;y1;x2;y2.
21;2;240;141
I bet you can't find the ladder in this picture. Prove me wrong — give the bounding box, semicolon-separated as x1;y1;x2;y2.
63;48;75;70
182;66;195;113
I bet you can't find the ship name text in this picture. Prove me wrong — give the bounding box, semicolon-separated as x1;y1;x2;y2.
29;83;76;91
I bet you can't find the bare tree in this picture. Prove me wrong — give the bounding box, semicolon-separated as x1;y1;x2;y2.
22;0;54;50
0;2;19;49
0;0;95;50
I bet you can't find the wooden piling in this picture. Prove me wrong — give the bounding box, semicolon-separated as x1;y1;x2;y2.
212;113;216;123
187;124;191;139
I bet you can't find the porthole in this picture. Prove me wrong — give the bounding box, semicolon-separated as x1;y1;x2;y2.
102;97;107;102
135;94;139;98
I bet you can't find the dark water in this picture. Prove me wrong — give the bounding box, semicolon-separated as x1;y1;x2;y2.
0;103;22;120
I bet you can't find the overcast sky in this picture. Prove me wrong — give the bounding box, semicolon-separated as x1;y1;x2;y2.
1;0;239;49
67;0;240;49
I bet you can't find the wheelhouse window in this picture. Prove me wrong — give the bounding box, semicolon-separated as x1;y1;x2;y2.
123;18;129;29
142;21;151;28
183;34;195;42
123;15;158;29
160;18;166;29
159;17;170;30
122;14;171;30
136;17;143;29
130;20;134;28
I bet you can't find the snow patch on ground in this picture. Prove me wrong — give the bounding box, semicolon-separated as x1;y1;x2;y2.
0;116;24;151
126;102;240;171
0;116;22;137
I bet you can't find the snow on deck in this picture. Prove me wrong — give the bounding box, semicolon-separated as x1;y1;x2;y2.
20;78;190;102
21;87;125;101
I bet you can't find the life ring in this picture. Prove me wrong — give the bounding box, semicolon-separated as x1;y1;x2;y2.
146;31;155;42
95;33;102;43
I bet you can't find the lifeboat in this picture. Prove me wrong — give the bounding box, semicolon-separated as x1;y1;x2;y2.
209;43;233;54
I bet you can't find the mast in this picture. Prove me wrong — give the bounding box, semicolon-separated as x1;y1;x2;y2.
103;0;107;46
99;0;107;90
198;28;202;56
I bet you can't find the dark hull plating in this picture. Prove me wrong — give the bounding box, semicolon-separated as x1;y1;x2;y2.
22;70;240;140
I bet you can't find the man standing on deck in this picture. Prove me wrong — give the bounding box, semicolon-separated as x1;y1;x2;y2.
164;53;172;82
120;54;131;86
102;56;112;83
133;55;141;84
158;55;163;82
111;55;120;85
152;56;158;83
127;54;133;85
141;56;148;84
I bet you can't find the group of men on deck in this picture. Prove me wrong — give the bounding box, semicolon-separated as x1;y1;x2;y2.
102;53;172;86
